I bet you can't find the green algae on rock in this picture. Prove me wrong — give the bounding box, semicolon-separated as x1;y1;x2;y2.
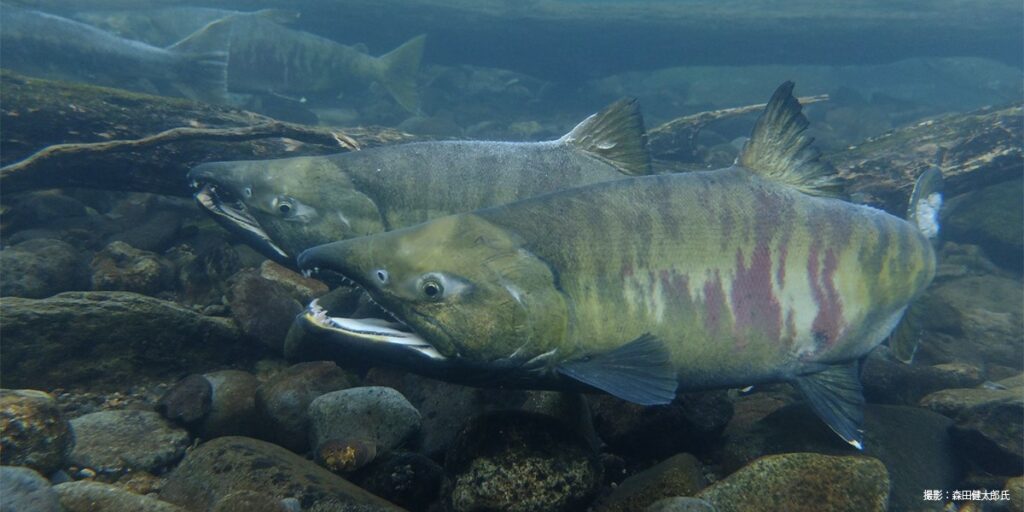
0;389;74;475
0;291;247;389
697;453;888;512
160;436;404;511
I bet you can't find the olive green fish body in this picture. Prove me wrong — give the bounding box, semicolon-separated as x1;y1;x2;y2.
296;83;942;449
472;168;934;388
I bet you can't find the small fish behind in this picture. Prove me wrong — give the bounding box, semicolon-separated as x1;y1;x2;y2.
182;14;425;113
1;5;229;103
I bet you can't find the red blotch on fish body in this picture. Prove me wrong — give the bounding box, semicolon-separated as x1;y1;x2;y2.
730;244;782;349
807;243;845;351
658;269;690;305
703;270;728;338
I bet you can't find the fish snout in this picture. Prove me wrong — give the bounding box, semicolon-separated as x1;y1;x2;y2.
298;242;353;279
186;163;220;190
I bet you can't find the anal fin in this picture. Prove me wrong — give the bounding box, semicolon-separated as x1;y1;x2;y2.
557;333;677;406
793;362;865;450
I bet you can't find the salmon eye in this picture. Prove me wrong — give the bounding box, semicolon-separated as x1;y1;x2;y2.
421;279;443;299
243;187;253;198
375;269;389;284
279;203;291;214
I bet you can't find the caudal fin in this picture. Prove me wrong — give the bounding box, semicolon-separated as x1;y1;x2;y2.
166;18;233;103
888;166;944;363
376;34;426;113
558;98;651;176
907;166;943;239
740;81;844;198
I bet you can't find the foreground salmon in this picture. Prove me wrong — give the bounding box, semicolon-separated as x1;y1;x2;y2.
298;82;942;449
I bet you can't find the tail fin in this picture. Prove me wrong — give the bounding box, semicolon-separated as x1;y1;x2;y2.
376;34;426;114
558;98;651;176
166;18;233;103
888;167;944;363
907;166;943;240
739;81;844;198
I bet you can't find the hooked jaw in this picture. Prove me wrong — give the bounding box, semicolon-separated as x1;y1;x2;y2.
298;242;449;361
188;165;291;264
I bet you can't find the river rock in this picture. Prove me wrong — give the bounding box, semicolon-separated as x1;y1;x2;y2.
108;209;183;253
0;238;83;298
0;389;74;474
645;497;717;512
256;361;357;452
0;291;246;388
308;386;421;471
156;374;213;430
90;241;173;294
259;260;329;304
590;390;733;464
916;274;1023;368
160;436;403;511
1006;476;1024;512
3;190;89;230
446;411;602;512
211;490;295;512
227;270;303;353
942;178;1023;271
921;386;1024;475
364;369;527;456
0;466;62;512
717;403;958;512
353;451;445;512
55;480;187;512
697;453;889;512
593;453;707;512
172;240;243;306
364;369;599;456
861;345;985;405
201;370;260;439
69;410;191;475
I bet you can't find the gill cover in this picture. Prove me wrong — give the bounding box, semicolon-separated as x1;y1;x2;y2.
404;214;572;363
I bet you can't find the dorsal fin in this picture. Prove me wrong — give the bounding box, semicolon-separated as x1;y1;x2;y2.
559;98;651;176
739;82;844;198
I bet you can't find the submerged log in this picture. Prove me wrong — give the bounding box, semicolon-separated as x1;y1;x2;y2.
0;71;418;197
831;104;1023;214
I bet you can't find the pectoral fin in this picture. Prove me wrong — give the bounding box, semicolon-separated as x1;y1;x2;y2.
557;334;678;406
793;362;865;450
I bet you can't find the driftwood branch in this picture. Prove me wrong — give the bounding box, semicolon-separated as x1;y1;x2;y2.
0;71;418;196
2;123;360;178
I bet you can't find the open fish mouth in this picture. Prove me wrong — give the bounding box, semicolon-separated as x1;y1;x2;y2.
192;182;290;261
302;297;446;360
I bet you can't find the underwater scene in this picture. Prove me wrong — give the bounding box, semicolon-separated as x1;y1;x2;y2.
0;1;1022;511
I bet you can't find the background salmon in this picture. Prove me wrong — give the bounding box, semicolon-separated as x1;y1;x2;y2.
188;97;650;264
